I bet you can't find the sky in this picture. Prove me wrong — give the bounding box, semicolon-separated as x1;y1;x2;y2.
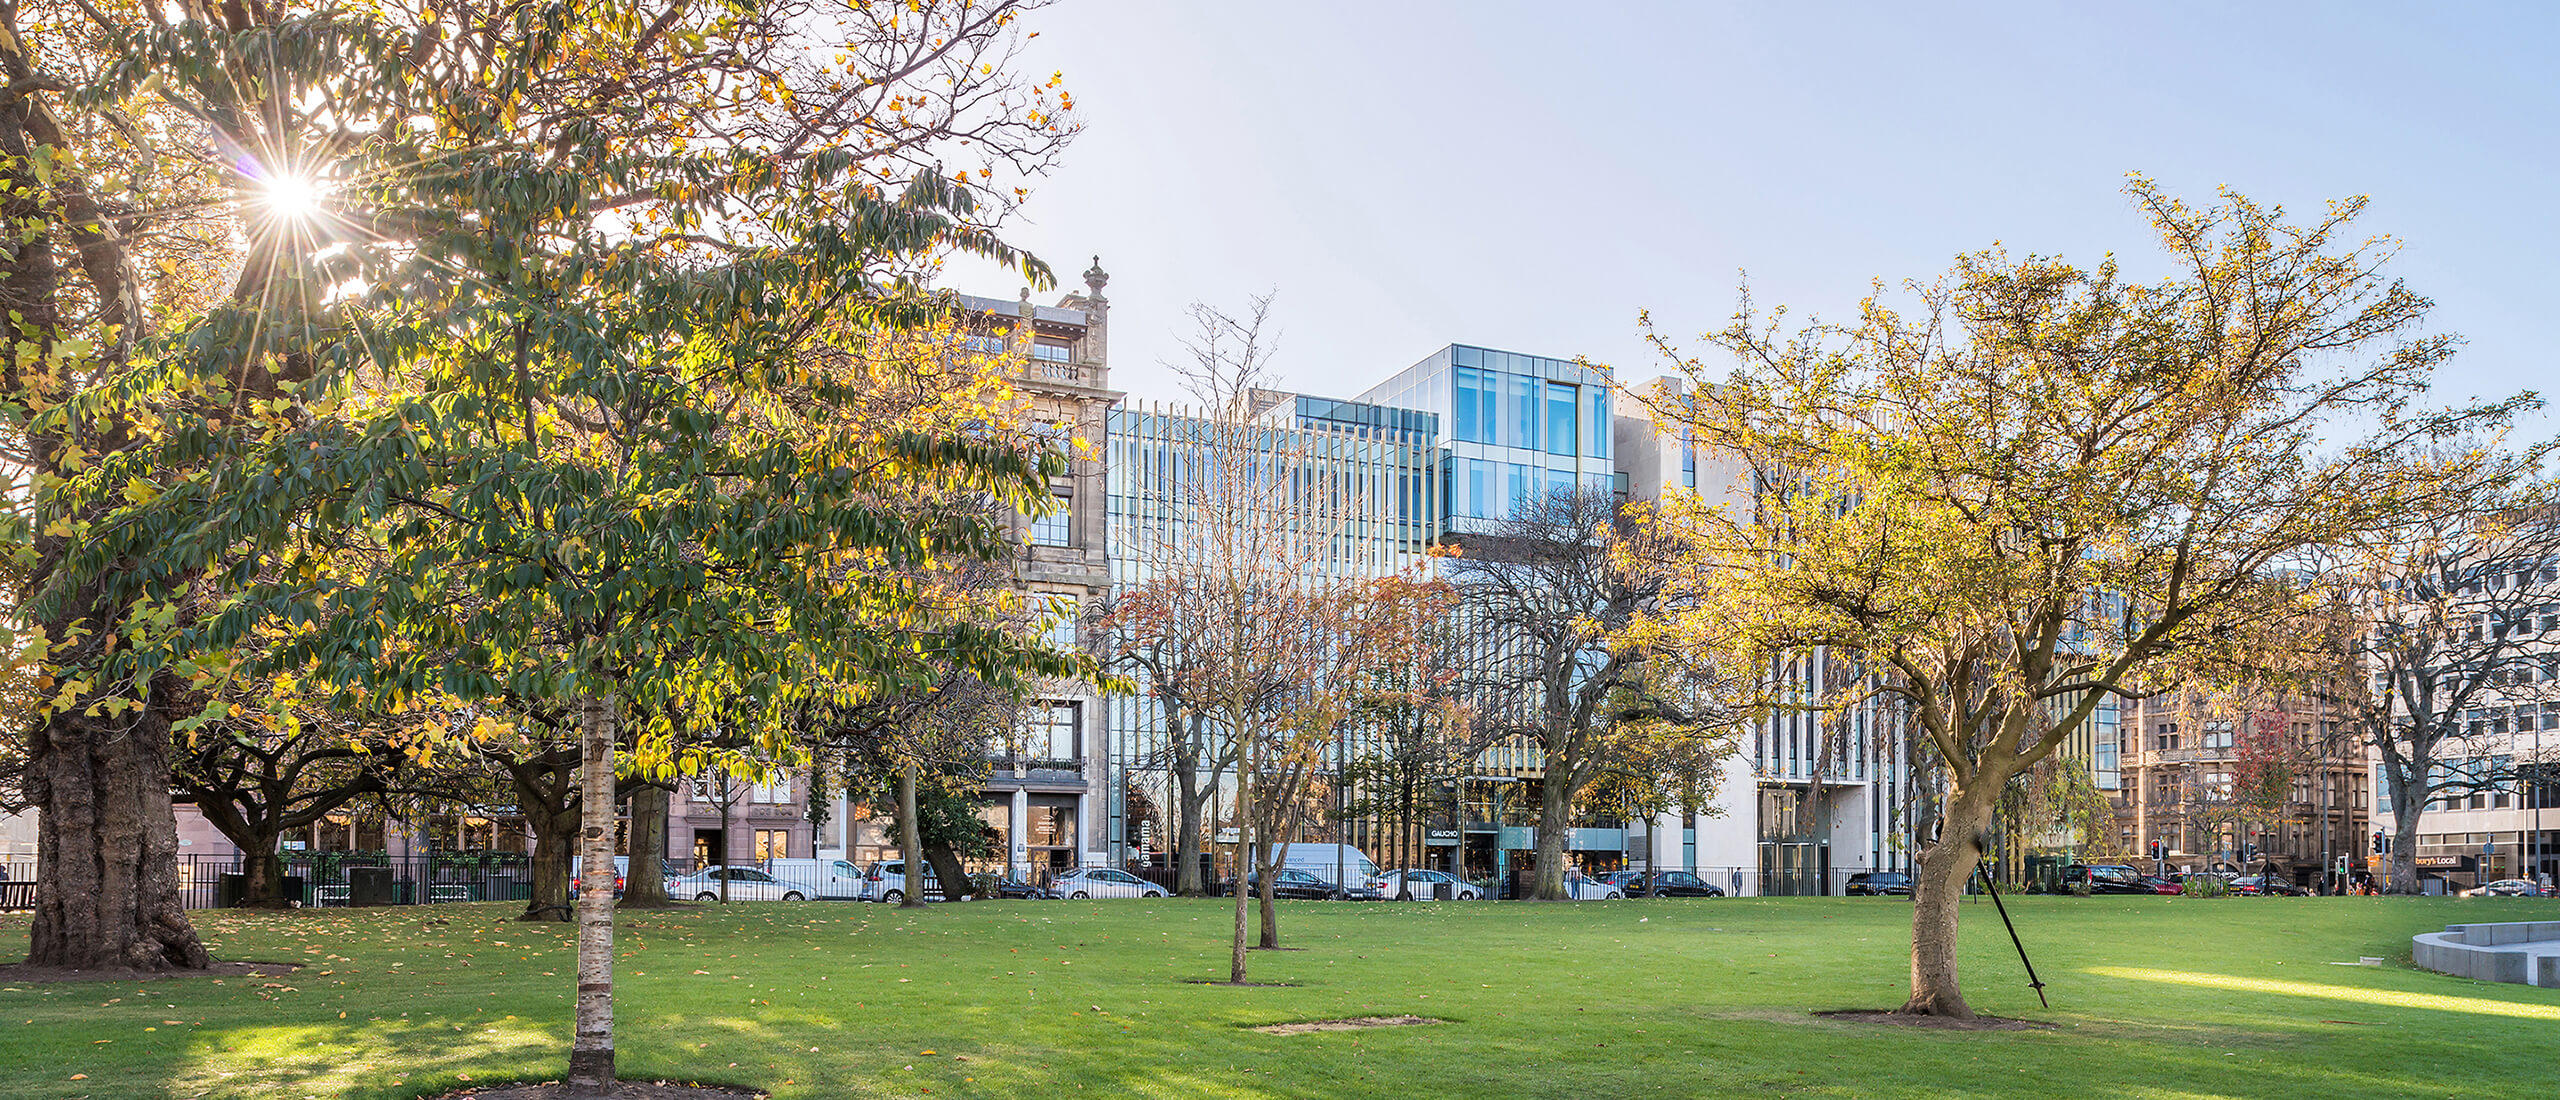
950;2;2559;423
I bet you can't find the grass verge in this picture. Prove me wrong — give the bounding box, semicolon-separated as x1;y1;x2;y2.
0;894;2552;1098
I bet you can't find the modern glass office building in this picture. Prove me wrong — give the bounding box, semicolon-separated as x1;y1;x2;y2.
1098;399;1446;868
1088;343;1932;894
1354;345;1618;532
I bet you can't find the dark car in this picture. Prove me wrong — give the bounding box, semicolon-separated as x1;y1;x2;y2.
2058;864;2158;895
1846;871;1913;897
980;875;1055;900
1615;869;1726;898
2229;875;2306;897
1237;868;1349;900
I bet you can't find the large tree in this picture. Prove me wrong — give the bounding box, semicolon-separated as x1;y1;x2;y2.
39;6;1081;1095
2317;495;2560;892
1643;178;2530;1019
168;698;407;909
6;0;1076;979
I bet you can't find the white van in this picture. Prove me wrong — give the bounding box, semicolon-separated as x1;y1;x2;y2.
764;858;865;900
1276;843;1391;899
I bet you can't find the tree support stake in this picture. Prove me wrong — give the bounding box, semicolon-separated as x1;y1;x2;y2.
1976;859;2047;1008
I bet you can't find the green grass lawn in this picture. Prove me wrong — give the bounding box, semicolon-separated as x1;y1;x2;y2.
1;894;2554;1099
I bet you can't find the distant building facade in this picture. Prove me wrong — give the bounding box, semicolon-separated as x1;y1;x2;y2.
2113;690;2369;887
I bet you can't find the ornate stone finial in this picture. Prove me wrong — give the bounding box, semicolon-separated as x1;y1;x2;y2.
1083;255;1109;298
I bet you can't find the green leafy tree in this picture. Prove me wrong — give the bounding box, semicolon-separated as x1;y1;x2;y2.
35;4;1081;1092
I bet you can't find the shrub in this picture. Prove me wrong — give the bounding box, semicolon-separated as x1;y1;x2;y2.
2182;875;2230;898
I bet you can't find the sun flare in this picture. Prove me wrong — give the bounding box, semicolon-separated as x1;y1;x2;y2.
263;172;325;221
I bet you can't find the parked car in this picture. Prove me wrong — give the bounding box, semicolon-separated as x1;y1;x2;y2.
1381;868;1481;900
2461;879;2548;898
862;860;945;904
2226;875;2306;897
570;856;679;900
980;875;1057;900
1277;844;1394;900
1564;874;1625;900
764;858;866;900
1051;868;1168;899
1238;867;1360;900
1595;870;1646;896
2138;875;2181;895
1613;869;1727;898
568;855;626;901
668;865;817;902
2058;864;2159;895
1845;871;1913;897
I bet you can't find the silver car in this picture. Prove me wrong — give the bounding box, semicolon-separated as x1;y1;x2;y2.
1050;868;1167;899
669;865;818;902
1381;869;1481;900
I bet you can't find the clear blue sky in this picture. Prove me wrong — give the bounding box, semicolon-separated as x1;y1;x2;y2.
956;1;2557;423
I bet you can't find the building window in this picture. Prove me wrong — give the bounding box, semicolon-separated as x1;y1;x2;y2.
2202;721;2233;751
1545;381;1578;456
1454;366;1496;444
1026;804;1074;849
1508;372;1539;448
1585;386;1610;460
1030;490;1073;546
1680;431;1697;489
1042;593;1080;652
754;829;789;861
1031;341;1073;363
752;774;791;804
1021;700;1081;763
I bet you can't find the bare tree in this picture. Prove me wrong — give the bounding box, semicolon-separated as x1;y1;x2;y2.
2317;495;2560;892
1104;294;1411;977
1452;485;1747;900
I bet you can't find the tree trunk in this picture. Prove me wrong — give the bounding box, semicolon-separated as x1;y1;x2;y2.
896;761;927;908
1901;777;2000;1019
621;784;670;907
565;690;619;1095
1229;762;1251;983
25;710;211;970
717;787;733;904
1532;774;1571;900
507;751;580;923
239;836;289;909
1255;834;1279;949
922;839;973;903
524;800;578;923
2388;796;2424;895
1174;729;1206;896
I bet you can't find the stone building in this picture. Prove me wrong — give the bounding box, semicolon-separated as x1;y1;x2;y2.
2114;689;2370;887
802;260;1123;878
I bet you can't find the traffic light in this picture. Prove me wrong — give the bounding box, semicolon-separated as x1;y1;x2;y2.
2372;830;2386;854
2148;839;2162;861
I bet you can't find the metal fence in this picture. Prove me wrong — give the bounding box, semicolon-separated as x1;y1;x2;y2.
71;852;1932;910
0;861;30;910
175;852;548;909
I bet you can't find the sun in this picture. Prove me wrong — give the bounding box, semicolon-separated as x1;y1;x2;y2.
262;172;326;221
